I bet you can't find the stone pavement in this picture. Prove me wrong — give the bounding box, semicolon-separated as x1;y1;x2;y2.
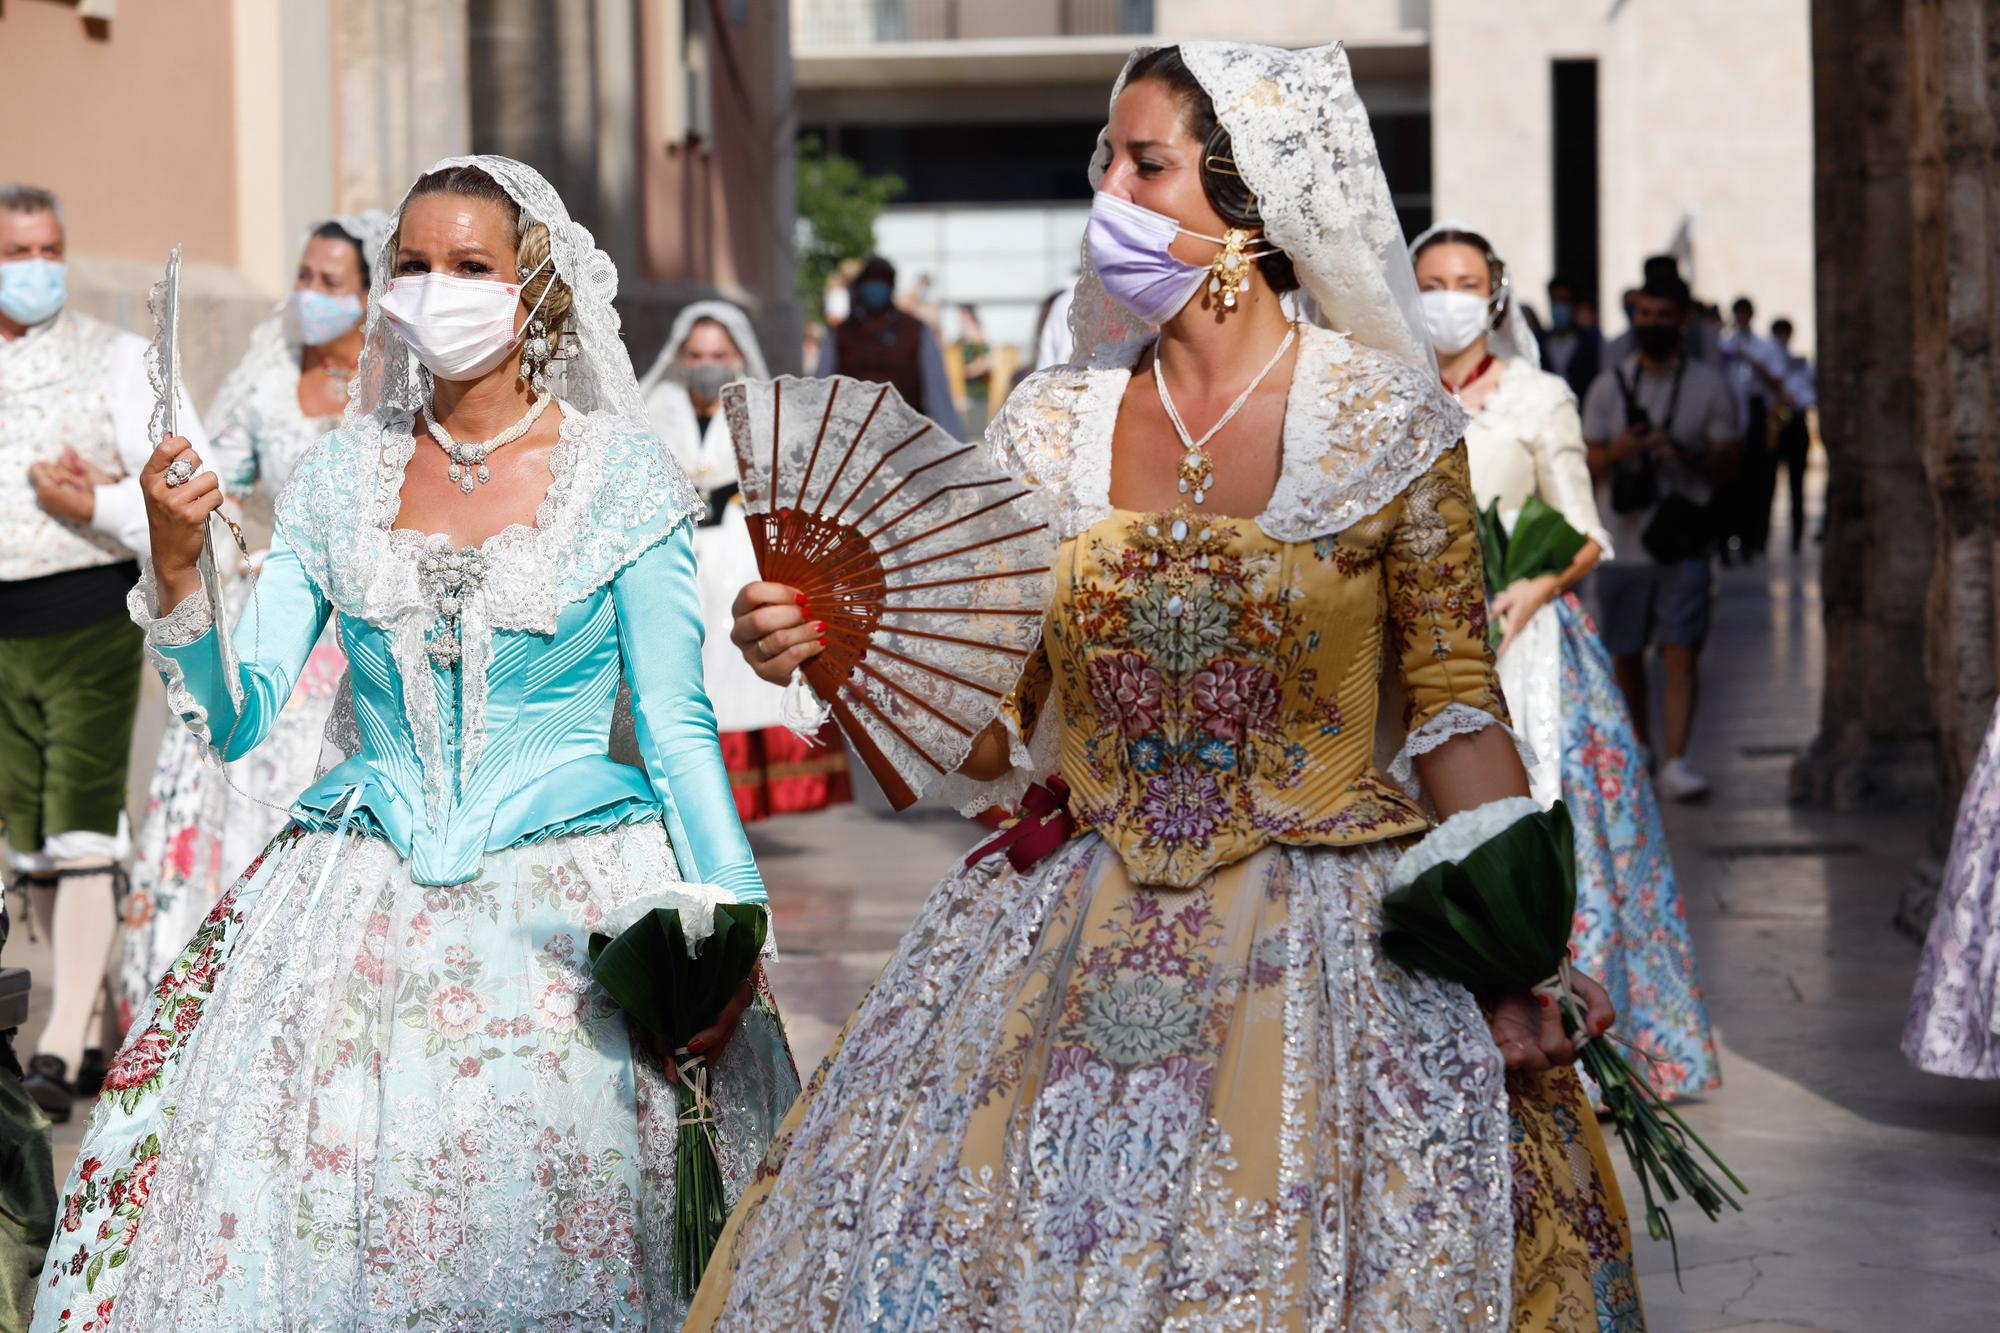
12;492;2000;1331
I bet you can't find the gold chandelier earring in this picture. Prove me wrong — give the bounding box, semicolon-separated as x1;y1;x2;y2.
1207;229;1255;311
1201;153;1259;313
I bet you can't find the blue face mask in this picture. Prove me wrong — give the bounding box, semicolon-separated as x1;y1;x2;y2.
0;258;66;327
1549;300;1574;331
854;279;894;314
289;288;365;346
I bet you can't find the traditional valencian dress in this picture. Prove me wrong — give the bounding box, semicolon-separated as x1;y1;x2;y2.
32;156;799;1332
639;301;852;822
1905;708;2000;1078
687;321;1641;1331
116;260;369;1030
1466;353;1722;1101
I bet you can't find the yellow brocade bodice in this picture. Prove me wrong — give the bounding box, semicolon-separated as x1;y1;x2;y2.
985;327;1510;889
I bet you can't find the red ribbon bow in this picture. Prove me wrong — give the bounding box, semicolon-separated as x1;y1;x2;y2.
964;775;1077;873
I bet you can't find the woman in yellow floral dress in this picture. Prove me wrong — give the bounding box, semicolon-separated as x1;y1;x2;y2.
692;41;1642;1332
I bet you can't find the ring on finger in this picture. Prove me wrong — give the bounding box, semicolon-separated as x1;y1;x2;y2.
164;458;196;488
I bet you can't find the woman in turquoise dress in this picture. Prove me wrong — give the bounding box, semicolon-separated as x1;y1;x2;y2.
32;156;798;1330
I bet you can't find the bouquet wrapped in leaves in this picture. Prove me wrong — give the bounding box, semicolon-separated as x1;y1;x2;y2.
589;888;769;1298
1381;797;1746;1272
1475;495;1588;647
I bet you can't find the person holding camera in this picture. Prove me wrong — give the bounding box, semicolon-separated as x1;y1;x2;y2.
1582;275;1740;802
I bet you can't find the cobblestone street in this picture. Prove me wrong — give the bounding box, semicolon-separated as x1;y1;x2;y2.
14;491;1999;1332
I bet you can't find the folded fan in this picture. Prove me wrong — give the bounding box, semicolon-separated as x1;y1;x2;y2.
721;376;1057;808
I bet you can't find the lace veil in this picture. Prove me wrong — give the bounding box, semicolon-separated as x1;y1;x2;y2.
1409;218;1542;368
345;154;648;428
1069;41;1434;371
636;297;771;396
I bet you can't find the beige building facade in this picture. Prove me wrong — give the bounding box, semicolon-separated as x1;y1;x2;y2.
794;0;1816;353
0;0;800;407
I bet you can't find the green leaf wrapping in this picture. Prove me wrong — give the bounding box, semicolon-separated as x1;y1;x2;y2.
1501;495;1590;587
1380;800;1747;1271
1477;498;1511;601
587;901;770;1299
588;902;769;1053
1380;803;1577;993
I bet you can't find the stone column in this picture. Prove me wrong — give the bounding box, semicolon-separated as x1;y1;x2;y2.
1909;0;2000;807
331;0;472;214
1792;0;1938;813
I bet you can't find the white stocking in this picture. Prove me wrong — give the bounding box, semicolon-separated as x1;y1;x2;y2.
33;863;118;1076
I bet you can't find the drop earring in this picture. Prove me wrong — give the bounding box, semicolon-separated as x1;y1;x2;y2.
517;262;553;393
1207;229;1254;312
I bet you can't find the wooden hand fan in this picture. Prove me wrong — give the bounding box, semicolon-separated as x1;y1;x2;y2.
721;375;1057;809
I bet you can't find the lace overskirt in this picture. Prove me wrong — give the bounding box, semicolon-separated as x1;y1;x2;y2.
117;574;346;1031
687;835;1638;1332
1498;595;1721;1101
36;822;800;1332
1906;702;2000;1078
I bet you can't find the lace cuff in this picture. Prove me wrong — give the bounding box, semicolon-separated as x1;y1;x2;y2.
778;672;832;743
931;705;1062;817
1387;702;1537;799
127;565;221;751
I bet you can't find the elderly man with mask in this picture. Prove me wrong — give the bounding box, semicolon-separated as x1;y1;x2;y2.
0;184;205;1122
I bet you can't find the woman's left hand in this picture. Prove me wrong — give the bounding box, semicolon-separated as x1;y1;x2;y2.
653;971;760;1075
1488;967;1617;1071
1491;573;1562;659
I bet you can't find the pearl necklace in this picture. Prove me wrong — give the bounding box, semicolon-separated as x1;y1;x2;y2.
1155;324;1298;505
422;393;553;495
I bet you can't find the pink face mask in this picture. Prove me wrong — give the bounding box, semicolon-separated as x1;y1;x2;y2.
1084;192;1273;326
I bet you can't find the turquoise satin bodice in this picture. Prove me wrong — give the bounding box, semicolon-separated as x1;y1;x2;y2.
145;404;763;896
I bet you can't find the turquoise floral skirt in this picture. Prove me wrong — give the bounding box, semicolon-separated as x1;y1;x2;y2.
33;821;798;1331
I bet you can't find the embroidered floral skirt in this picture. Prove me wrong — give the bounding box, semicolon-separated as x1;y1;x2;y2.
117;575;347;1032
1906;702;2000;1077
686;835;1641;1332
1499;594;1721;1102
35;821;800;1332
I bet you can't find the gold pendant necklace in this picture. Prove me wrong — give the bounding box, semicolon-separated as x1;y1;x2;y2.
1156;324;1299;505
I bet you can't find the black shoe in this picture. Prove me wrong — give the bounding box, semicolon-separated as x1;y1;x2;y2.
23;1054;73;1124
75;1046;106;1098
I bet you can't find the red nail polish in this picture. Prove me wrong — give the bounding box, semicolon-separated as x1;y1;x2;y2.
794;593;808;608
815;621;826;633
687;1037;706;1054
1594;1017;1609;1034
1537;995;1550;1008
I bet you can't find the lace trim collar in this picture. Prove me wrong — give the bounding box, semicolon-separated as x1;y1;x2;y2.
993;324;1467;543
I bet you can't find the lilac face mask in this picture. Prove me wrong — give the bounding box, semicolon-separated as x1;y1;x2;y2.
1084;192;1274;326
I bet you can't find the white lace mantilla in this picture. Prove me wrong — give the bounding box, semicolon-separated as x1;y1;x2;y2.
989;324;1468;544
273;401;701;808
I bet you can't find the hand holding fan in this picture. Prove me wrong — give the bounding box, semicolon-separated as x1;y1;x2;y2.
721;375;1057;808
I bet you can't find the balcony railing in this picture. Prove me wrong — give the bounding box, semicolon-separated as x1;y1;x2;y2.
795;0;1155;46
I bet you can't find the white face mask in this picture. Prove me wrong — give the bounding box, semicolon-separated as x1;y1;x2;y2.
378;255;552;382
1420;289;1495;357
